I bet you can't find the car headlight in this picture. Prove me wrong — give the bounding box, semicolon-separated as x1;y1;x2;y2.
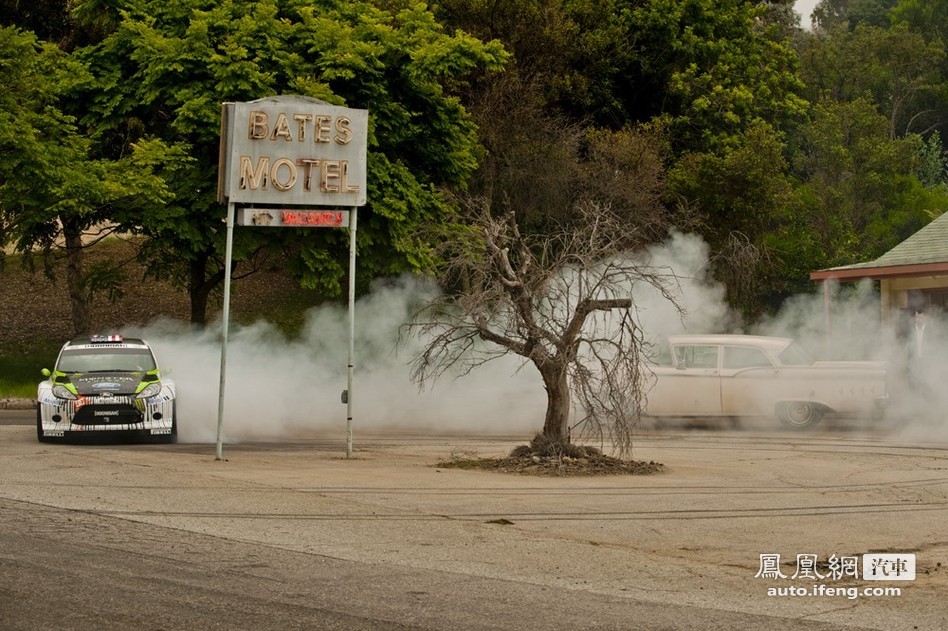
52;385;77;400
136;383;162;399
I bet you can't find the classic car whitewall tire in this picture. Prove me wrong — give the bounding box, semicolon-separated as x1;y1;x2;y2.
776;401;824;428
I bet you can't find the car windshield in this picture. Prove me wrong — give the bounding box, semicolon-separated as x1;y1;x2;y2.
777;342;815;366
56;347;157;373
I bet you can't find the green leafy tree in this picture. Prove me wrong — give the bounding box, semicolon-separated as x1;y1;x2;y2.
794;6;948;291
667;120;795;316
918;131;948;187
433;0;639;127
628;0;807;154
759;0;802;38
890;0;948;141
891;0;948;43
798;23;945;137
792;97;930;266
812;0;850;29
0;26;176;334
811;0;899;30
848;0;899;27
70;0;507;325
0;0;71;43
436;0;811;318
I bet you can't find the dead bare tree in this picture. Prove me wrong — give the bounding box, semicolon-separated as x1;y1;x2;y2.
409;199;684;457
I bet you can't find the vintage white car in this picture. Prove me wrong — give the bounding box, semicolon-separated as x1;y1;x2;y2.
645;334;889;428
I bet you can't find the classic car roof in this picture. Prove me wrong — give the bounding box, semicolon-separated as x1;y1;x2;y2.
666;334;794;352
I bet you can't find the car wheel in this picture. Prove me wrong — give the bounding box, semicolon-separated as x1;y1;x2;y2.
776;402;824;429
36;404;50;443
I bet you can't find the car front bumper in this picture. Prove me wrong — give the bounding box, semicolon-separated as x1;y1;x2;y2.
37;390;175;439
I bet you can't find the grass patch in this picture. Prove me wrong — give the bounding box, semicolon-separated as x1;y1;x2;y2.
0;379;37;399
0;339;61;398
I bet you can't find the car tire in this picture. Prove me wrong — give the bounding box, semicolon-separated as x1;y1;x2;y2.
776;401;824;429
36;404;50;443
165;402;178;444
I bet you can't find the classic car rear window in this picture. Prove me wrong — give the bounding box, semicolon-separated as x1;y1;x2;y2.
723;346;772;369
777;342;815;366
674;345;718;369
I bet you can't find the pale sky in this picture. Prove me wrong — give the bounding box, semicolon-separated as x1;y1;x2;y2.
795;0;820;28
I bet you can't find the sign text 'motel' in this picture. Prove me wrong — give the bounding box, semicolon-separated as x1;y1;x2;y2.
218;96;368;207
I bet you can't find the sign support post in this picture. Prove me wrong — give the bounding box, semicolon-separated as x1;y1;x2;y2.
216;201;236;461
346;206;357;458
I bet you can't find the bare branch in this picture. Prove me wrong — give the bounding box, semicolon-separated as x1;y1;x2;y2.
409;196;683;458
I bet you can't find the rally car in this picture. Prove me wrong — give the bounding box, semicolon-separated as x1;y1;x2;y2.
36;335;177;443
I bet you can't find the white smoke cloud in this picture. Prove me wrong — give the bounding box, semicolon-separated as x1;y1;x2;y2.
748;280;948;440
136;276;547;443
130;231;948;444
634;231;733;340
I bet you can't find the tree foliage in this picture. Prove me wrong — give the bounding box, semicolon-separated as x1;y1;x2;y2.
788;2;948;289
799;23;945;137
667;120;794;316
628;0;808;154
0;0;71;44
67;0;507;324
891;0;948;43
0;26;177;334
792;97;931;264
811;0;899;30
433;0;640;126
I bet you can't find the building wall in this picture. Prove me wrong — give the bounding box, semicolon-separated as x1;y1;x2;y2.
881;276;948;323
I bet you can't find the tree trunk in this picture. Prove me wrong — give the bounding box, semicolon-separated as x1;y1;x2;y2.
62;217;91;336
540;366;571;444
188;251;226;327
189;255;211;327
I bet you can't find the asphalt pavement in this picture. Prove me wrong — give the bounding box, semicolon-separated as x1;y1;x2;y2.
0;412;946;630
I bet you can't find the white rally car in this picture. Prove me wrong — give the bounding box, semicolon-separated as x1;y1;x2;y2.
36;335;177;443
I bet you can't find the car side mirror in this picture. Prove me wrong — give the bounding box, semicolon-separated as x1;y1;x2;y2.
41;368;51;378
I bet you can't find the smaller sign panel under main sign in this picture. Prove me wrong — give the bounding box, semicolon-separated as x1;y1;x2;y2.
237;208;350;228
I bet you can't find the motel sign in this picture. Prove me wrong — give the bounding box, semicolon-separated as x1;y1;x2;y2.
218;95;368;207
215;95;368;461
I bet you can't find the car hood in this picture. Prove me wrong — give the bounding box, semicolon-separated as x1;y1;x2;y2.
70;373;144;396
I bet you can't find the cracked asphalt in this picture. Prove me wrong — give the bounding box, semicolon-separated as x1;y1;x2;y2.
1;410;946;630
